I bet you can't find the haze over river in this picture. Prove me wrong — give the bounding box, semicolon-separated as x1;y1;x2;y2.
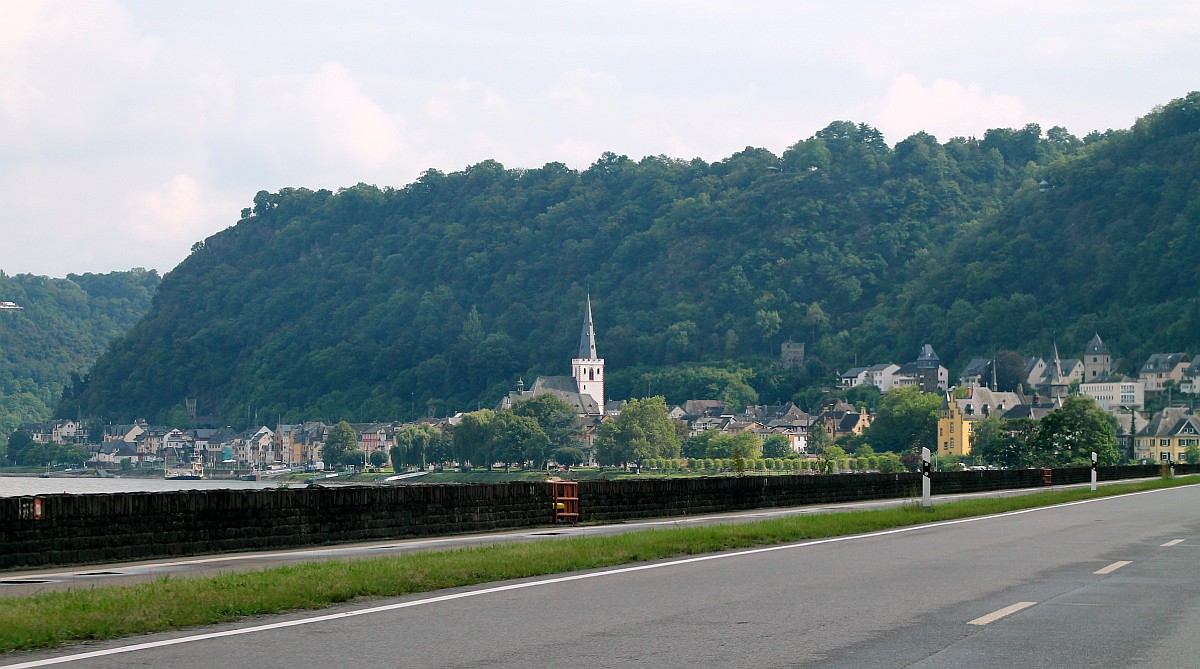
0;475;283;497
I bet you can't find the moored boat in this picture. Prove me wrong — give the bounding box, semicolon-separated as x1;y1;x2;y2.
165;460;205;480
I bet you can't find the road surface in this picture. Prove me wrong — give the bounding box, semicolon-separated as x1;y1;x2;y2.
4;483;1199;668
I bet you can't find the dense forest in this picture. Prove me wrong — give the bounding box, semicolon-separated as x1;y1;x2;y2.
0;269;160;446
61;93;1200;428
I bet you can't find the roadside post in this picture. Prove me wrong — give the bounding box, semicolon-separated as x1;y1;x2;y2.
921;447;931;508
1169;452;1175;479
1091;451;1097;492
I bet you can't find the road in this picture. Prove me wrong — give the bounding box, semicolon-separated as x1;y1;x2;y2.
4;483;1200;668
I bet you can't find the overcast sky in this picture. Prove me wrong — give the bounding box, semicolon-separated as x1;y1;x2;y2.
2;1;1198;278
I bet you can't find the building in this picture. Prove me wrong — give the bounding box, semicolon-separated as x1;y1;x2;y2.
1133;407;1200;463
957;358;994;389
500;296;606;416
1079;375;1144;412
937;387;1022;457
1082;333;1114;381
1138;353;1190;393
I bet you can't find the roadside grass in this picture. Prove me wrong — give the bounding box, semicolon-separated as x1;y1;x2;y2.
0;476;1194;654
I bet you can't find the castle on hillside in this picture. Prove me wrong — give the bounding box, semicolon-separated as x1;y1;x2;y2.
499;296;606;416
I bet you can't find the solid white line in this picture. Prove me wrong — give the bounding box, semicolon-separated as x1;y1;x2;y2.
967;601;1037;626
1;484;1190;669
1162;539;1185;547
1094;560;1133;575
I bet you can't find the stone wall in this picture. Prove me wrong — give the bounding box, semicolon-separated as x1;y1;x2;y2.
0;464;1188;570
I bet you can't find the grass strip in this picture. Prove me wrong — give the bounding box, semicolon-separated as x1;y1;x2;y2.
0;476;1194;654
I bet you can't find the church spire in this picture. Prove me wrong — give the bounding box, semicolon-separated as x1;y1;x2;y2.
578;294;597;359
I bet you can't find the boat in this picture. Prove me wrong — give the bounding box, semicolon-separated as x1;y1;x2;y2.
165;459;206;480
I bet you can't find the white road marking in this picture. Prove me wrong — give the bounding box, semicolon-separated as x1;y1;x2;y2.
0;484;1190;669
1094;560;1133;575
1161;539;1185;547
967;601;1037;626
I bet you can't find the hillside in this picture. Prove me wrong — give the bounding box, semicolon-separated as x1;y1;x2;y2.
855;92;1200;367
0;269;159;445
63;93;1200;427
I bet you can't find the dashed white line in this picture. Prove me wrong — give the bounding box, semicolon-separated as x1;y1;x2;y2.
1161;539;1185;547
1094;560;1133;575
968;601;1037;626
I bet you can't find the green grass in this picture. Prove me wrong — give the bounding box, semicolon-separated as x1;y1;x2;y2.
0;476;1194;654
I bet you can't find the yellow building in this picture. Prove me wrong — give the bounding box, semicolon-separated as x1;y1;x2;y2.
1132;407;1200;463
937;387;1022;457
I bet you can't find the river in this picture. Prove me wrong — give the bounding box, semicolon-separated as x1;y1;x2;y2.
0;475;285;497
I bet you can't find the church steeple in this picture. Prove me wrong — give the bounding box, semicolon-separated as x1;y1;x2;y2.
578;294;597;359
572;295;604;414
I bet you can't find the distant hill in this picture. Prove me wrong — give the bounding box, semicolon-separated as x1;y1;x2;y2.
0;269;159;444
63;93;1200;427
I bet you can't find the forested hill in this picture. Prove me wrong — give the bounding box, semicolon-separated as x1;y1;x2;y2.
0;269;159;445
64;93;1200;427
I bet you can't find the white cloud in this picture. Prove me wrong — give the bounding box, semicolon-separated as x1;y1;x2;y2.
235;63;402;177
873;75;1030;142
127;174;217;245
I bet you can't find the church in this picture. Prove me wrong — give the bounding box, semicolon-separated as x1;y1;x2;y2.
498;296;607;416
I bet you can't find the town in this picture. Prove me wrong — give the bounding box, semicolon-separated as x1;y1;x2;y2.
13;305;1200;475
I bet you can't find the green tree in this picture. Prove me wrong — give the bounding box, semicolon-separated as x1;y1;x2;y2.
807;424;832;454
866;387;941;453
595;396;680;466
369;450;388;468
704;431;762;459
993;351;1027;392
4;429;34;465
453;409;495;468
393;423;443;469
762;433;792;458
512;395;581;451
1030;395;1120;467
552;446;586;468
322;420;357;468
1186;442;1200;465
491;411;549;469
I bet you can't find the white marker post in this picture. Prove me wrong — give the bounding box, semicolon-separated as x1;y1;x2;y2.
921;447;931;508
1090;451;1097;492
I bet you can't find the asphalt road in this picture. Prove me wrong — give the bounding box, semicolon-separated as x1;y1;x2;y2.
4;483;1199;668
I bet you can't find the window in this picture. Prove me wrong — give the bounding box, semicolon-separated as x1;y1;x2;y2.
1161;452;1170;461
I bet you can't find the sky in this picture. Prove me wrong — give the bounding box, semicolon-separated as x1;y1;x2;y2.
2;1;1198;278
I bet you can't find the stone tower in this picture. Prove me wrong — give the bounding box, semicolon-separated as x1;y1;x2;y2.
572;295;604;411
1083;333;1113;381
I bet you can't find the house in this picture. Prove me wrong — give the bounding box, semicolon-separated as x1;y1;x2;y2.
815;399;870;439
1181;360;1200;395
957;358;994;389
1132;407;1200;462
88;440;142;466
104;422;145;443
838;367;869;389
1079;375;1144;412
864;363;902;393
1138;353;1190;393
353;423;393;463
1023;357;1048;389
937;387;1022;457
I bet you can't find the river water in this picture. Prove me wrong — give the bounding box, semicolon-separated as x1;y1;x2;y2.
0;475;284;497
